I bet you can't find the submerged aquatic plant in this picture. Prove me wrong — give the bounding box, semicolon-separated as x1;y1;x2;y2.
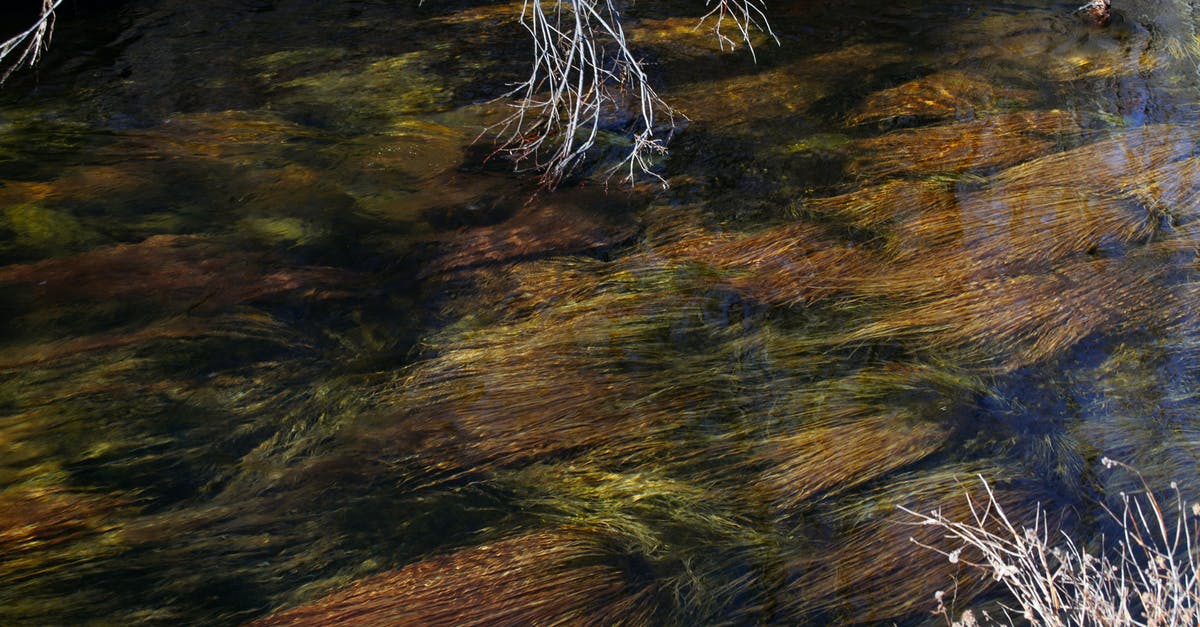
846;110;1078;180
252;528;659;626
784;463;1055;624
902;461;1200;626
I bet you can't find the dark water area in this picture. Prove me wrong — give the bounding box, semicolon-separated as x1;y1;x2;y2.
1;0;1199;624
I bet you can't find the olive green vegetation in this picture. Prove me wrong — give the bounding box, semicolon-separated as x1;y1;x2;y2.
2;0;1200;625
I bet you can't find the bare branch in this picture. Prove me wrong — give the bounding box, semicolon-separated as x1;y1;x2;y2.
697;0;779;62
487;0;677;189
485;0;778;188
1;0;65;84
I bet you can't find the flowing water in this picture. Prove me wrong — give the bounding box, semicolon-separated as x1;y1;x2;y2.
2;0;1199;624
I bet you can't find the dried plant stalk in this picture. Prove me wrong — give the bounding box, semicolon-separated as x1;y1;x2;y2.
902;461;1200;626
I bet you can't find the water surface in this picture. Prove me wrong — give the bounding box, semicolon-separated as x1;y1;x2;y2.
2;0;1199;624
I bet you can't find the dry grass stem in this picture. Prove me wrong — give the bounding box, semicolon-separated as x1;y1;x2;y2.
902;461;1200;626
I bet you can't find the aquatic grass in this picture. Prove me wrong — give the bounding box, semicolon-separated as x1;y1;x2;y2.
0;315;411;623
862;186;1158;276
840;257;1175;372
379;218;876;487
0;234;355;309
809;125;1159;271
953;185;1159;264
377;292;729;479
1;202;102;259
785;462;1051;624
269;51;461;126
1122;155;1200;228
108;111;320;161
651;221;875;308
755;407;948;514
505;464;750;543
994;125;1200;195
417;198;638;279
252;528;658;626
0;313;305;370
501;463;774;622
0;487;131;622
944;7;1187;85
804;179;959;233
847;110;1079;180
1064;335;1200;498
668;64;829;127
903;461;1200;626
848;70;1037;127
627;15;771;59
0;486;122;558
752;362;984;515
663;42;909;128
0;164;156;207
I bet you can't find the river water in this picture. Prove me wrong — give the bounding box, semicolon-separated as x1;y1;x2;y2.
1;0;1198;624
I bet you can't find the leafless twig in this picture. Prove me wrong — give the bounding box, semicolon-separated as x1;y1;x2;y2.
1;0;64;84
492;0;777;188
698;0;779;61
488;0;676;189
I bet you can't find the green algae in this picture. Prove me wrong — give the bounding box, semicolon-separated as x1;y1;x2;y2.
238;216;325;246
1;203;100;257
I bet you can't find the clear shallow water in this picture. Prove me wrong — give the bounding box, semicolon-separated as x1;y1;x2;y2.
1;0;1199;624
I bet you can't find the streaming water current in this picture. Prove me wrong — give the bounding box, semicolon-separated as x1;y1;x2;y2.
2;0;1199;624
